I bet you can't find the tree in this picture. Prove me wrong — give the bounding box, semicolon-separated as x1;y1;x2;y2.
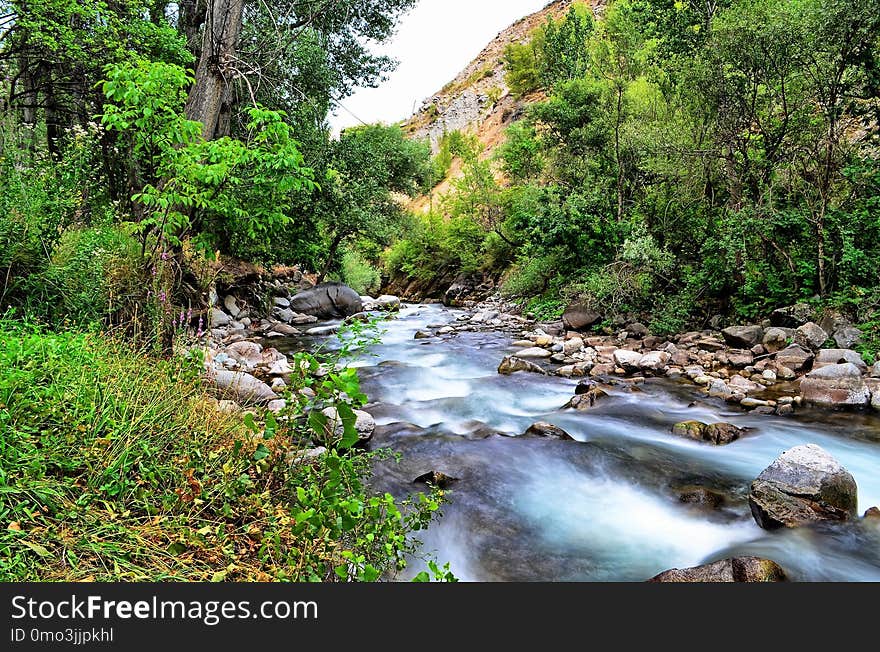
314;125;431;282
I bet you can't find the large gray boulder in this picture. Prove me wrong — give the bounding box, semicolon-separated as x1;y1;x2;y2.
833;326;862;349
748;444;858;529
794;322;829;351
613;349;643;373
771;303;814;328
762;327;795;353
649;557;787;583
722;325;764;348
562;303;602;331
866;379;880;411
207;370;277;406
814;349;868;373
800;363;870;408
775;344;814;372
289;283;364;319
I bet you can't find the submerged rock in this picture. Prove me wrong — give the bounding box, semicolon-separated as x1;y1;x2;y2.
523;422;575;441
748;444;858;529
567;387;608;410
649;557;787;583
671;421;744;445
413;471;459;488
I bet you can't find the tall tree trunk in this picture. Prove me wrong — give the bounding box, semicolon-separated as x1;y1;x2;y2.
614;85;625;222
318;232;345;284
185;0;244;140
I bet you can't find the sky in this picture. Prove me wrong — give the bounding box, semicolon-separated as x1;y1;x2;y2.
329;0;550;133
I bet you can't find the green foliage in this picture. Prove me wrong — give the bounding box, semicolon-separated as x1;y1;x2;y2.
338;249;382;296
101;60;316;253
0;319;450;582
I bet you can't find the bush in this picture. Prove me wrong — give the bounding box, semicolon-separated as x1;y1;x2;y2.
338;249;381;295
0;320;448;581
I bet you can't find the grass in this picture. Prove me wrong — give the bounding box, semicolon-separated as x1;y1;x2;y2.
0;319;445;582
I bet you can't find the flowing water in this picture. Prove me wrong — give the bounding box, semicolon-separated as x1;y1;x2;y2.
285;304;880;581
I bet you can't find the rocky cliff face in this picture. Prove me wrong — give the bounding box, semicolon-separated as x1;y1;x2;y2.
403;1;605;213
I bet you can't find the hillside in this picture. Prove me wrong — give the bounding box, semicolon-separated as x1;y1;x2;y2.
404;1;606;211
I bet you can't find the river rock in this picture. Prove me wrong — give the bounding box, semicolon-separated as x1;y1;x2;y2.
762;327;795;353
269;323;302;337
833;326;862;349
814;349;868;373
563;337;584;356
498;356;547;375
748;444;858;529
288;447;328;468
210;308;231;328
794;322;828;351
414;330;432;339
207;370;277;406
562;303;602;331
638;351;670;372
722;325;764;348
627;322;649;338
728;374;761;394
672;421;744;445
321;407;376;443
523;422;575;441
273;307;296;323
413;471;459;488
800;363;870;408
771;303;814;328
865;507;880;520
568;387;608;410
678;486;726;509
867;379;880;411
289;283;363;319
225;341;263;368
775;344;814;372
726;349;754;368
649;557;787;583
613;349;643;373
273;296;290;309
223;295;242;318
373;295;401;310
516;347;553;359
871;362;880;378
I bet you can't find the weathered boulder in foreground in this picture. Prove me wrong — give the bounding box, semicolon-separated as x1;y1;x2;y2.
498;355;547;375
672;421;744;445
207;370;277;406
800;363;870;408
649;557;787;583
562;303;602;331
289;282;363;319
749;444;858;529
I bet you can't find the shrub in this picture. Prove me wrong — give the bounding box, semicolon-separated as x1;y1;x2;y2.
338;248;382;295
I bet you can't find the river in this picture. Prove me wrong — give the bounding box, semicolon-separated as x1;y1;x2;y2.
286;303;880;581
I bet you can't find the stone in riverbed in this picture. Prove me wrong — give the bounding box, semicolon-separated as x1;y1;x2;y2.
562;303;602;331
289;282;363;319
762;327;795;353
210;308;231;328
833;326;862;349
613;349;643;373
794;322;829;351
678;486;726;509
523;422;574;441
567;387;608;410
726;349;755;368
207;370;277;406
728;374;762;394
775;344;814;372
638;351;670;372
498;356;547;375
563;337;584;356
414;330;432;339
814;349;868;373
748;444;858;529
871;362;880;378
800;363;870;408
771;303;814;328
649;557;787;583
867;379;880;411
413;471;459;488
672;421;744;445
269;323;302;337
516;347;553;359
722;325;764;348
321;407;375;443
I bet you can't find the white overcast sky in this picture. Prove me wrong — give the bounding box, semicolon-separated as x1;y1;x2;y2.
329;0;550;132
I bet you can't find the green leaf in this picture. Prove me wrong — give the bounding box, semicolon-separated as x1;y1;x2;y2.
243;412;258;433
253;443;270;461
